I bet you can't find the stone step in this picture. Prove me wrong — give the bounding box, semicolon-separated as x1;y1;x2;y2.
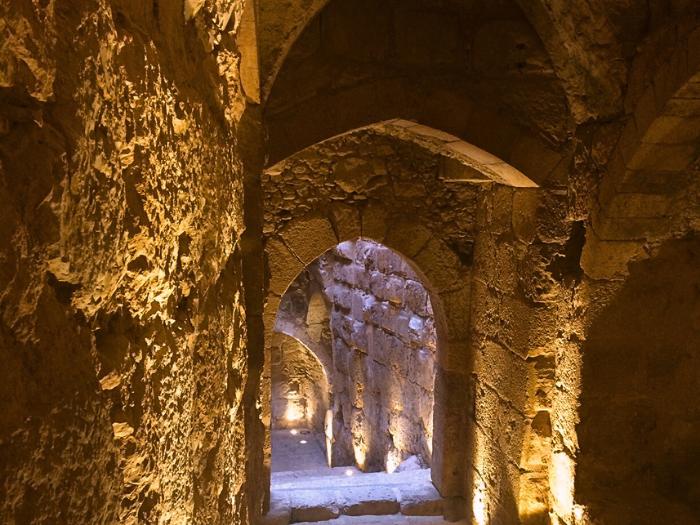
261;473;445;524
291;515;468;525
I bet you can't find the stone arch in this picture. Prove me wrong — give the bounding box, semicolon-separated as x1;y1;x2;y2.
260;120;540;517
264;217;471;498
260;0;575;185
583;23;700;279
572;22;700;525
269;331;331;435
237;0;262;104
513;0;625;121
257;0;623;122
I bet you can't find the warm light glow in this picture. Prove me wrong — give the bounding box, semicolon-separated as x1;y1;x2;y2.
325;409;333;467
299;439;307;444
573;504;588;524
386;449;401;474
353;442;367;470
473;477;488;525
551;452;576;521
285;403;304;422
290;429;298;435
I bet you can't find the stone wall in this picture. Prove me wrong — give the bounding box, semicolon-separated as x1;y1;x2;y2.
575;237;700;525
322;239;436;472
0;1;263;524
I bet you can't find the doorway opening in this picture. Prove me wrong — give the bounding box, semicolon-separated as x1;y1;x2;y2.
268;238;447;521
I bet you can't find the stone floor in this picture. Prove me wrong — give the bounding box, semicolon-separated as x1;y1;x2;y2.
271;429;329;473
263;429;462;524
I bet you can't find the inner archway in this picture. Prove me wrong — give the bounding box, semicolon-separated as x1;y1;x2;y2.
270;238;438;478
265;237;452;522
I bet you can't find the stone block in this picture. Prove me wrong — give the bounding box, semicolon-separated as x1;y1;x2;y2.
280;215;338;265
289;489;341;522
437;285;470;342
399;484;443;516
384;275;406;305
333;157;376;193
627;142;697;171
617;168;689;195
353;263;371;289
476;341;529;411
260;493;291;525
330;204;362;242
336;240;358;261
385;222;434;259
350;320;368;350
603;192;672;219
413;238;463;292
642;115;700;145
593;214;669;241
266;238;305;296
362;201;389;242
409;348;435;391
404;279;429;315
333;286;354;312
511;189;540;244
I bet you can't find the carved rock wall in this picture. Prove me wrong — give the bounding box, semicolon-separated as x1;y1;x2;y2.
0;1;262;524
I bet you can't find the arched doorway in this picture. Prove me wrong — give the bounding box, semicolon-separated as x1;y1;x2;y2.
265;238;452;522
270;238;439;476
259;120;540;522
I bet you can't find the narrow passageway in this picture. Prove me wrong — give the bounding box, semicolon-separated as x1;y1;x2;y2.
265;239;452;524
4;2;700;524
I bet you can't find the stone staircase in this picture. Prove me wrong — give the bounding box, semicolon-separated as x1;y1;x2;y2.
260;467;466;525
289;516;467;525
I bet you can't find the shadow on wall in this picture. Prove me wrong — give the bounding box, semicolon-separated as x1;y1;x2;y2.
576;236;700;525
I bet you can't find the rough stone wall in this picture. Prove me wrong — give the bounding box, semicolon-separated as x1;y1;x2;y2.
262;124;481;255
465;185;576;525
272;265;333;432
322;240;436;472
0;1;263;524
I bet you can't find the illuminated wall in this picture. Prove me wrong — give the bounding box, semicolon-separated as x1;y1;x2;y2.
322;240;437;472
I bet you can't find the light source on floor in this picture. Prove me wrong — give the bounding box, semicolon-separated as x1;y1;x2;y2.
290;429;298;435
325;409;333;467
551;451;577;522
344;469;354;476
299;439;307;444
